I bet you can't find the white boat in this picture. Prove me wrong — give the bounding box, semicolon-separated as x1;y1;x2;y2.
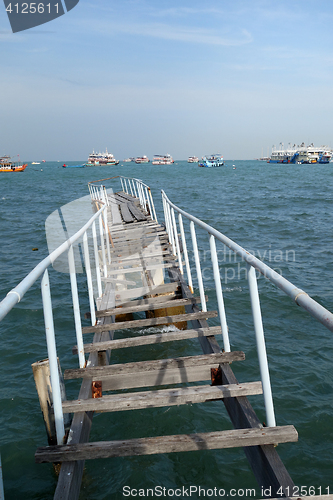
187;156;199;163
86;149;119;166
151;154;174;165
269;143;332;164
199;154;224;168
135;156;150;164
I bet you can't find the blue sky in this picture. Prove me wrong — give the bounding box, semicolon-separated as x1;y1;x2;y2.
1;0;333;160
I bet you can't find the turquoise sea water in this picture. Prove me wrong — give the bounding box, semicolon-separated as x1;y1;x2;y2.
0;160;332;499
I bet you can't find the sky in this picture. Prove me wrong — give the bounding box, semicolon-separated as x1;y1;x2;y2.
1;0;333;161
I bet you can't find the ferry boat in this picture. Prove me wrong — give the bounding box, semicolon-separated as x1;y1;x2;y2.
187;156;199;163
135;156;150;164
199;154;224;168
86;149;119;166
269;143;332;164
123;158;135;163
0;155;27;172
151;154;174;165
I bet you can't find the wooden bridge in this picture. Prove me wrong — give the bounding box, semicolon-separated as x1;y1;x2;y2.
32;184;302;499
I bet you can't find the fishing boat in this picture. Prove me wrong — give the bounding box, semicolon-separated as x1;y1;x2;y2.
187;156;199;163
268;143;332;164
86;149;119;166
123;158;135;162
151;154;174;165
199;154;224;167
0;155;27;172
135;155;150;164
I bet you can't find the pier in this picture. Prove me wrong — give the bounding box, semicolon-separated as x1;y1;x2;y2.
1;176;333;499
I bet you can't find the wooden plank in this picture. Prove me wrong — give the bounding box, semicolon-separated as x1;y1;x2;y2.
101;364;220;391
64;351;245;380
73;325;221;354
127;203;147;222
62;382;263;414
114;281;180;302
96;296;204;318
105;262;174;276
117;291;179;309
82;310;218;334
35;425;298;463
119;202;134;223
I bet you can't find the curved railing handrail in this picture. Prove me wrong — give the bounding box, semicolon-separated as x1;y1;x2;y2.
0;204;106;322
161;190;333;333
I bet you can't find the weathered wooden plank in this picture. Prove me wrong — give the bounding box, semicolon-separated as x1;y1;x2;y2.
82;310;218;334
119;202;134;223
73;325;221;354
105;262;174;276
107;253;176;269
62;382;263;414
114;281;180;302
36;426;298;463
101;364;219;391
127;203;147;222
64;351;245;380
117;291;180;309
96;296;204;318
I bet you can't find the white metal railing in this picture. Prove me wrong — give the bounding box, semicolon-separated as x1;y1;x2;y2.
88;176;158;222
162;190;333;428
0;203;110;446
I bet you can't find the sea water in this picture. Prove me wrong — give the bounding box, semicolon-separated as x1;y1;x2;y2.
0;160;332;499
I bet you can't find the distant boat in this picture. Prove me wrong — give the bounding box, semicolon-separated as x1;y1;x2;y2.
268;142;332;164
32;162;40;165
187;156;199;163
0;155;27;172
151;154;174;165
86;148;119;166
135;156;150;164
123;158;135;163
199;154;224;168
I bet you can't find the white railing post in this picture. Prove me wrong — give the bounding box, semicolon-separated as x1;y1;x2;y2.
148;187;158;222
129;180;134;197
103;208;111;264
209;234;230;352
132;179;138;199
92;221;103;297
145;186;153;218
178;213;193;293
83;231;96;326
171;208;183;274
68;245;85;368
167;203;176;255
190;221;207;312
99;214;107;278
247;263;276;427
120;177;124;192
41;269;65;445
